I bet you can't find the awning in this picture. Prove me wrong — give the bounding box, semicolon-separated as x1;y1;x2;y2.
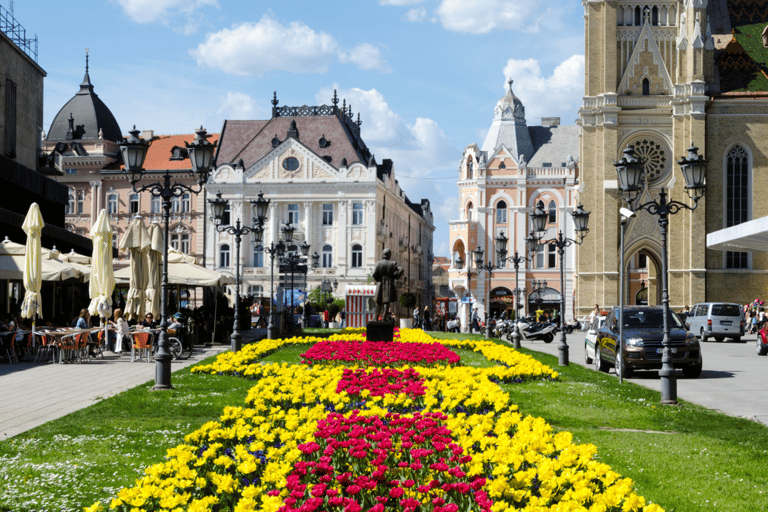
114;249;234;287
0;238;84;281
706;217;768;252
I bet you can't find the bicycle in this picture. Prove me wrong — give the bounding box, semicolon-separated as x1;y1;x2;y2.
168;325;192;360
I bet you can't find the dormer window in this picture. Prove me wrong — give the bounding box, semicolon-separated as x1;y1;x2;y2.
271;135;280;148
499;160;506;169
319;134;330;148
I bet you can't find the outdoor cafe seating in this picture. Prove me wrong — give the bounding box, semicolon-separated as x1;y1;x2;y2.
131;330;155;363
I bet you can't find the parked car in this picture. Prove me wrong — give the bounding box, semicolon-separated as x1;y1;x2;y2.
594;306;702;378
583;314;606;365
686;302;745;342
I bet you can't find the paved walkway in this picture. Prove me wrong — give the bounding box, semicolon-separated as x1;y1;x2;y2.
0;329;267;440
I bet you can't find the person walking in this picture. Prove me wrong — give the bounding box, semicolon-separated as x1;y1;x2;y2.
339;309;346;329
413;307;420;329
423;306;432;331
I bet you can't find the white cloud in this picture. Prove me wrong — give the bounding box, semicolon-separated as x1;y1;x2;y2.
191;13;338;76
116;0;218;32
338;43;392;73
217;92;266;120
502;54;584;124
435;0;543;34
405;7;428;22
317;85;401;141
378;0;424;5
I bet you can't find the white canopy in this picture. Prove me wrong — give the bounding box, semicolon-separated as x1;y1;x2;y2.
0;238;83;281
114;249;234;287
706;217;768;253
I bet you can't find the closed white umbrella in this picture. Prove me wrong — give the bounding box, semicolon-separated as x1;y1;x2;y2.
146;222;163;318
21;203;44;324
120;217;150;321
88;209;115;325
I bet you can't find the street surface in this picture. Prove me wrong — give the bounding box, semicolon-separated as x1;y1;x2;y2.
515;330;768;426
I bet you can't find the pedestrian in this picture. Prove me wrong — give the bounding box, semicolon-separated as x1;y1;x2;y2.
339;308;346;329
588;304;600;324
471;309;480;333
413;307;420;329
323;309;330;328
423;306;432;331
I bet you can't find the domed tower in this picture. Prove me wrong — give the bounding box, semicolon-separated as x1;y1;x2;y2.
481;79;534;162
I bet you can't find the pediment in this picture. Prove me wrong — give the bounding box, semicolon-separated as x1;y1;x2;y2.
617;21;674;96
243;138;340;182
210;164;242;184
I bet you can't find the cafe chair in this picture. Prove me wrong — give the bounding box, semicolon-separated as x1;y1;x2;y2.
131;331;154;363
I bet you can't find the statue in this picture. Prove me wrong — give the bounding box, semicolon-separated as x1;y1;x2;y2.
372;248;404;322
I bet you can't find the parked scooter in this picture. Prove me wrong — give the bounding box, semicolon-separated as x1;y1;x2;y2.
505;316;556;343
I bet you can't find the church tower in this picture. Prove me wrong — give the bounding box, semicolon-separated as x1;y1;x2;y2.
578;0;713;315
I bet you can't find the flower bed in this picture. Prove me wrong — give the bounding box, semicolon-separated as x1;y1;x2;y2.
301;341;461;367
89;330;663;512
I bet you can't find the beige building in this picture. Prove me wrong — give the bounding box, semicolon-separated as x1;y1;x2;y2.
207;92;434;312
448;82;581;327
578;0;768;317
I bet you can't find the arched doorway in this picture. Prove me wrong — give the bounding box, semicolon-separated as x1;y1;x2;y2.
490;287;513;318
624;248;661;305
528;287;562;320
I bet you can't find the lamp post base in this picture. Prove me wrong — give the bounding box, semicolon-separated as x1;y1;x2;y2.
558;338;569;366
511;324;521;349
659;365;678;405
231;330;242;352
153;357;173;391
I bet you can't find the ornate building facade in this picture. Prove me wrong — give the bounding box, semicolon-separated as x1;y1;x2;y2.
578;0;768;316
448;82;581;327
207;92;434;311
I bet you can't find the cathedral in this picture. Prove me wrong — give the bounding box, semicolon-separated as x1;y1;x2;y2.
577;0;768;316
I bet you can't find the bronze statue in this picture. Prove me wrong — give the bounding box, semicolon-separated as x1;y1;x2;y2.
372;248;404;322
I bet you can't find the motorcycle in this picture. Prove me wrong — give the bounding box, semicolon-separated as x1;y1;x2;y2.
505;316;556;343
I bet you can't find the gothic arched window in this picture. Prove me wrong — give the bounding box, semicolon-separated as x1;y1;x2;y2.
496;200;507;224
467;157;473;179
725;145;750;269
548;200;557;223
642;78;650;96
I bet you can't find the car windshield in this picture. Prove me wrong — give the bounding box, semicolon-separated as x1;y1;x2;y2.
622;309;682;329
711;304;741;317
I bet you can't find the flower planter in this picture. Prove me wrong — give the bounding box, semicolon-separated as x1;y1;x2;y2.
400;318;413;329
329;321;339;329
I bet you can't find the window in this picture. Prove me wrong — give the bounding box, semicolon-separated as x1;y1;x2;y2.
67;192;74;215
467;157;473;179
322;204;334;225
248;285;263;296
253;246;264;267
467;202;474;222
352;203;363;225
322;244;333;268
351;244;363;268
222;203;231;226
638;253;647;269
496;201;507;224
171;196;180;213
151;195;161;213
171;233;189;254
107;194;118;214
112;231;118;249
129;194;139;214
726;145;750;269
4;79;16;158
642;78;650;96
283;157;300;171
548;244;556;268
288;203;299;225
76;191;84;214
219;244;230;267
181;193;190;213
64;168;77;175
548;201;557;223
536;244;545;268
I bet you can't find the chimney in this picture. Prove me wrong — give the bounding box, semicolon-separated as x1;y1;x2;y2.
541;117;560;127
141;130;154;140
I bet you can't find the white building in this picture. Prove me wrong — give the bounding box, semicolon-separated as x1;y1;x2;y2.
206;92;434;314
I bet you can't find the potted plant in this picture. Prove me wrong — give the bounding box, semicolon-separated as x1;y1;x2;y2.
328;300;343;329
399;292;417;328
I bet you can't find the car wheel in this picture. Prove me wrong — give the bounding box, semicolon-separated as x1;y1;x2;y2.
595;345;608;373
757;339;768;356
682;361;702;378
543;333;554;344
700;329;708;343
732;336;742;343
615;351;633;378
714;336;724;343
585;341;593;364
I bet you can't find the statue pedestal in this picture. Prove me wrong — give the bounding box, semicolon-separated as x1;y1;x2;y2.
367;321;394;342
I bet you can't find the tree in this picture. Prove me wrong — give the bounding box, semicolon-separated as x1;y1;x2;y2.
399;293;417;315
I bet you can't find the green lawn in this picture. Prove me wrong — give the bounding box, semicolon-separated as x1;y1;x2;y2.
0;331;766;511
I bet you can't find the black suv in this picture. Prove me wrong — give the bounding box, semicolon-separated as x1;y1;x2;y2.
595;306;702;378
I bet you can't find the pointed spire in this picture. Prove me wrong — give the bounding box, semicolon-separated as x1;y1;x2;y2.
85;48;89;74
78;49;94;95
508;78;514;93
357;112;362;127
272;91;279;117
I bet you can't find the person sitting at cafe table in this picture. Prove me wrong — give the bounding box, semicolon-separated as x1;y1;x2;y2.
141;313;156;329
74;309;90;330
110;308;130;354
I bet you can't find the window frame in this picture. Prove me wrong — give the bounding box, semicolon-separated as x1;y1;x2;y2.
107;194;118;215
351;244;363;268
496;201;507;224
253;245;264;268
352;202;364;225
322;203;334;226
129;193;140;214
219;244;231;268
288;203;299;225
322;244;333;268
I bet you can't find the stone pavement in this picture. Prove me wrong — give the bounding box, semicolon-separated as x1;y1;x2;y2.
0;329;267;440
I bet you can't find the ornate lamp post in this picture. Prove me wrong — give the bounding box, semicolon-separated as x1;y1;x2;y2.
496;231;536;348
614;143;706;404
281;240;311;332
531;203;591;366
454;253;477;334
117;126;216;390
472;234;506;339
208;192;267;352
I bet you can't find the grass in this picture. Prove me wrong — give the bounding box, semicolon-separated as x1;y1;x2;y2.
0;331;766;511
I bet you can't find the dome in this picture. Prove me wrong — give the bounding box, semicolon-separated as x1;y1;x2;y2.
46;66;122;143
481;78;534;160
494;78;526;122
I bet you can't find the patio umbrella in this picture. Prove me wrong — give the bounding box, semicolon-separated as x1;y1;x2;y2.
119;217;150;321
0;238;82;281
146;222;163;319
88;209;115;325
20;203;44;325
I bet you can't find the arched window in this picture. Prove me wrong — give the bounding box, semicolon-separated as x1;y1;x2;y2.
467;202;474;222
496;200;507;224
467;157;473;179
548;200;557;223
726;145;750;269
652;6;658;25
219;244;230;267
129;194;140;214
67;192;74;215
253;245;264;267
642;78;650;96
351;244;363;268
322;244;333;268
107;194;118;214
634;6;641;25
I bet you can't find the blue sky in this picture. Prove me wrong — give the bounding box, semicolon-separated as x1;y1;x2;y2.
14;0;584;257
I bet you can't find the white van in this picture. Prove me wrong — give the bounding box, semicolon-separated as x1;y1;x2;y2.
686;302;745;342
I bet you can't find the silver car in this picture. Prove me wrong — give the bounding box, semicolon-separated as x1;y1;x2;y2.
584;314;606;365
686;302;745;342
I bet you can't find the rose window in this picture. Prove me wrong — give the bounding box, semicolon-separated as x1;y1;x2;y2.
630;138;669;184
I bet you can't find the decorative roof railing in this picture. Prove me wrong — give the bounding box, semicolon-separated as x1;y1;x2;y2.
0;4;38;62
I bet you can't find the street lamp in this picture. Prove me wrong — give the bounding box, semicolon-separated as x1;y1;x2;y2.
496;231;535;348
281;240;311;332
208;192;266;352
117;126;216;390
454;253;477;334
531;203;591;366
615;143;706;404
473;235;505;339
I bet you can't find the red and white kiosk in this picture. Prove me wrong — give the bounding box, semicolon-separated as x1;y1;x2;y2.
345;285;376;327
